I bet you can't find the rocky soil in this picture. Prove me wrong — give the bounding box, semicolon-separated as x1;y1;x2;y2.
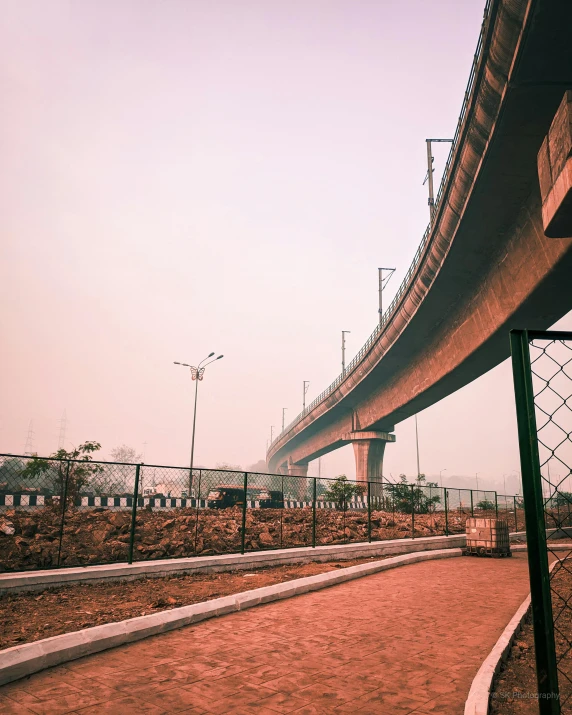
0;505;510;572
0;557;384;650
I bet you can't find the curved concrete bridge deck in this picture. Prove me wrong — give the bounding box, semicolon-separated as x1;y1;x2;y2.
0;554;531;714
267;0;572;481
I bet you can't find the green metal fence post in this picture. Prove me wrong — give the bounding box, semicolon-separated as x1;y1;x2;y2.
495;492;498;519
127;464;141;564
470;489;474;517
514;495;518;533
510;329;559;711
367;481;372;543
57;460;71;568
411;485;415;539
240;472;248;555
194;470;202;554
280;475;284;548
312;478;317;548
444;488;449;536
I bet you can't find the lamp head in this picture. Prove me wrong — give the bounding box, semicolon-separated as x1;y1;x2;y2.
217;355;224;360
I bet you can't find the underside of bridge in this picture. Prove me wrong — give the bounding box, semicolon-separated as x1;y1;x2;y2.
268;0;572;477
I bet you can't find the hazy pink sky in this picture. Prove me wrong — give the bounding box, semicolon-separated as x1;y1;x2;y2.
2;0;570;494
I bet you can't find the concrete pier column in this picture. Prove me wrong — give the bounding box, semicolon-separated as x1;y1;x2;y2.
344;431;396;497
287;461;308;501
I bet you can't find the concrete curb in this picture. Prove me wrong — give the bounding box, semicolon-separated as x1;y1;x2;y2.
464;556;565;715
0;534;470;594
463;595;531;715
0;547;461;687
1;531;530;595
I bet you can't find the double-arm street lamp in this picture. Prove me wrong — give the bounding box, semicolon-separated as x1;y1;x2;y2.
174;352;223;496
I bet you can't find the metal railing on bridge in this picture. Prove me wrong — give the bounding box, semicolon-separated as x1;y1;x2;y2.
269;0;494;452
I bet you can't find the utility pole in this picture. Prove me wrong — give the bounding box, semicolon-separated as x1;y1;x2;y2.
282;408;287;432
24;420;35;456
342;331;351;374
303;381;310;411
378;268;395;326
57;410;67;451
424;139;453;223
270;425;275;444
415;414;421;479
475;472;480;491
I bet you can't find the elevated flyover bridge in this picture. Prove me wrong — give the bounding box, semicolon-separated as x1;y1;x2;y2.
267;0;572;485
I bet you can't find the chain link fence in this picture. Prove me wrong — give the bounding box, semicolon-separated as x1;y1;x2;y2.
0;454;522;573
511;329;572;713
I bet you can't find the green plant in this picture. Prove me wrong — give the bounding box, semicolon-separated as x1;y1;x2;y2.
324;475;366;510
476;499;495;510
386;475;441;514
19;442;104;507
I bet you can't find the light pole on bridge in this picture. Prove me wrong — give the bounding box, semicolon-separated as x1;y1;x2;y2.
303;381;310;411
378;268;395;326
174;352;224;497
282;408;287;433
342;331;351;374
424;138;453;223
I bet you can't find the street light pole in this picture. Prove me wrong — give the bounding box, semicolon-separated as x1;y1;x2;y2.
282;408;287;432
342;331;351;374
378;267;395;326
439;468;447;488
475;472;480;491
174;353;224;496
270;425;275;444
303;381;310;411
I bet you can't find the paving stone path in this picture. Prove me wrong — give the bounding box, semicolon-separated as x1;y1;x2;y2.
0;554;532;714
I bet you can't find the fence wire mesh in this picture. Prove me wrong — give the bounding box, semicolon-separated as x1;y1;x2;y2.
0;454;521;574
528;335;572;710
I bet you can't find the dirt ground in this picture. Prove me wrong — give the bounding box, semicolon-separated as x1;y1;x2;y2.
0;556;385;650
0;505;512;572
490;558;572;714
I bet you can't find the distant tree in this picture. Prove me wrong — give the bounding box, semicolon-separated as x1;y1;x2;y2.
0;457;26;489
108;445;143;495
215;462;242;471
110;445;142;464
324;475;366;510
550;492;572;507
247;460;268;474
19;442;104;507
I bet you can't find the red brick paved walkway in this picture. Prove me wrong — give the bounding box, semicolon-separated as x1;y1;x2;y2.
0;554;532;714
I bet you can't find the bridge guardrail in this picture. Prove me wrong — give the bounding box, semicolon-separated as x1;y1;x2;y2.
269;0;494;454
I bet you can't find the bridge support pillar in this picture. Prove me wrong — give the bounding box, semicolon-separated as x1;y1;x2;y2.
287;462;308;501
344;431;396;497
